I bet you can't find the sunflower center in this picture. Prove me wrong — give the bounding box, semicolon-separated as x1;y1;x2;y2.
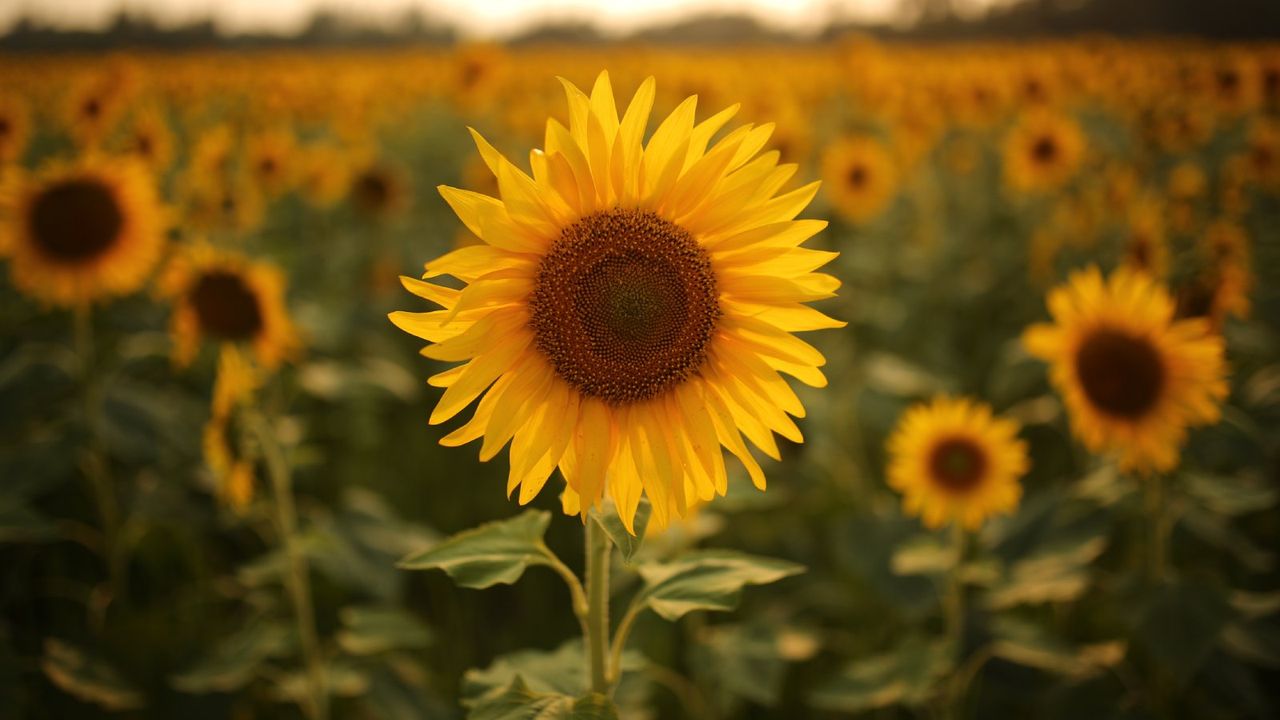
190;271;264;341
1074;328;1165;419
1032;136;1058;163
928;437;987;493
353;171;391;212
0;118;10;137
847;165;868;188
29;178;124;264
530;208;719;406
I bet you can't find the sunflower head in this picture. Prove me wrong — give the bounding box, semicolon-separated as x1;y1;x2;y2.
119;106;175;174
1;157;166;307
350;163;409;220
391;72;843;531
157;242;300;370
0;94;31;166
887;396;1028;530
821;135;899;224
1023;267;1228;473
1003;110;1086;193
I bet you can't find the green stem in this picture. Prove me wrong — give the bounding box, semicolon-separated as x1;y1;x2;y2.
584;518;612;694
1144;473;1169;585
251;410;328;720
542;545;590;640
73;305;124;603
943;522;968;720
607;595;648;686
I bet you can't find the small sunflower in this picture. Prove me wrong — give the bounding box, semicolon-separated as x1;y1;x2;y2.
118;106;175;174
0;94;31;166
1120;198;1169;278
65;77;126;149
391;72;842;531
887;396;1028;530
349;162;410;220
298;143;352;209
1023;267;1228;473
1003;110;1085;194
156;242;300;369
0;157;166;307
821;135;899;224
246;129;298;199
1177;220;1253;327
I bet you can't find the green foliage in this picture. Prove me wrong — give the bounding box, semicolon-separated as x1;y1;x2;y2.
468;677;618;720
399;510;555;588
635;551;804;621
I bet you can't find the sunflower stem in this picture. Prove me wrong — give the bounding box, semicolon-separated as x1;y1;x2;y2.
251;409;328;720
585;517;612;695
943;521;968;719
73;304;124;610
1144;472;1169;585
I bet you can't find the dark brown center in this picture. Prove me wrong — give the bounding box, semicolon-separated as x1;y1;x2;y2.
1175;278;1217;320
28;178;124;264
1074;328;1165;420
1032;135;1058;163
1127;236;1152;269
0;118;10;137
530;209;719;406
847;164;868;189
353;170;391;213
190;270;264;341
928;437;988;493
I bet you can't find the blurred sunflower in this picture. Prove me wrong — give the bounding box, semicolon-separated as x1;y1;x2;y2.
181;174;265;235
887;396;1028;530
246;128;298;199
0;94;30;166
65;77;126;149
1003;110;1085;193
1023;267;1228;473
156;242;300;369
821;135;898;224
1176;220;1253;328
203;414;255;510
118;106;175;174
391;72;841;531
1120;198;1168;278
0;157;165;307
349;162;410;220
298;143;352;210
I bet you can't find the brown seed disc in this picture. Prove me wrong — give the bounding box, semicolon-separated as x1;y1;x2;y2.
190;270;264;341
928;436;988;493
29;178;124;264
1074;328;1165;420
529;209;720;406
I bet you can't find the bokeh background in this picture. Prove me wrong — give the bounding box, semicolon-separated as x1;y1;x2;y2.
1;1;1279;718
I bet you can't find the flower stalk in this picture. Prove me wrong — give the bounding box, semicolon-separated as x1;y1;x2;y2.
584;518;612;695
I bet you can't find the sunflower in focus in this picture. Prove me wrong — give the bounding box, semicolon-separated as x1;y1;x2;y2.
821;135;899;224
0;94;31;166
391;73;842;531
0;157;165;307
887;396;1028;530
1023;267;1228;473
1003;110;1085;194
156;242;300;369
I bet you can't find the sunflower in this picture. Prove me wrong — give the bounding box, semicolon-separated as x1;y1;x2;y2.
1003;110;1085;194
1176;220;1253;328
156;242;300;369
180;173;265;235
118;106;175;174
203;414;255;510
349;162;409;221
65;77;126;149
821;135;899;224
0;156;166;307
1023;267;1228;474
246;129;298;199
1120;198;1168;278
390;73;842;531
887;396;1028;530
0;94;31;166
298;143;352;210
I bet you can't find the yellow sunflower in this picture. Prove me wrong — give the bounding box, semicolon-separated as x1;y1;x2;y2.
1003;110;1085;194
390;72;843;531
0;94;31;166
1023;267;1228;474
349;162;410;221
203;414;255;510
1120;198;1169;278
118;106;175;174
0;156;166;307
821;135;899;224
246;128;298;199
298;143;352;210
887;396;1028;530
1176;220;1253;328
156;242;300;369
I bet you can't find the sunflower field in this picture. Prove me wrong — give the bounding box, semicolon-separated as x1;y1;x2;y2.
1;39;1279;719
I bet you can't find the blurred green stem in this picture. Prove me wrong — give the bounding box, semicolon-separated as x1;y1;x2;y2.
251;409;328;720
607;594;646;686
585;518;612;694
943;522;968;719
1144;473;1169;584
73;305;124;604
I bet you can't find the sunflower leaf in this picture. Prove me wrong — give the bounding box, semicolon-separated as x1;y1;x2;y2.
397;510;554;589
636;550;803;622
809;636;951;713
170;619;291;693
589;498;651;563
337;605;433;656
42;639;145;711
468;676;619;720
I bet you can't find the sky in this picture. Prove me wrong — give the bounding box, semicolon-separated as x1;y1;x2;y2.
0;0;1012;37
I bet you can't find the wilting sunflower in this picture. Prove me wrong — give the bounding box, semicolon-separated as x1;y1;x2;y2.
1003;110;1085;194
0;157;165;307
821;135;899;224
156;242;300;369
887;396;1028;530
1023;267;1228;473
0;94;31;166
391;72;842;531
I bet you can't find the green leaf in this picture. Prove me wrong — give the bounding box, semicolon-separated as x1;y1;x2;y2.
985;528;1107;608
468;677;619;720
42;639;145;711
171;620;292;693
890;535;956;576
337;606;433;656
636;550;804;622
397;510;553;589
1183;472;1278;516
589;498;650;564
989;616;1124;678
692;623;818;709
462;640;649;708
810;636;951;713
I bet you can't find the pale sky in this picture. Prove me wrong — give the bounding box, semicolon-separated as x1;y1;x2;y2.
0;0;1013;37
